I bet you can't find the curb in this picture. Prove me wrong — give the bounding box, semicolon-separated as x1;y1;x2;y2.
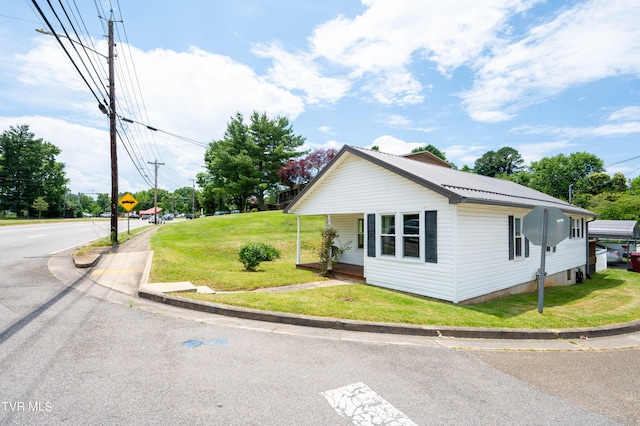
73;247;110;268
136;289;640;340
75;227;640;341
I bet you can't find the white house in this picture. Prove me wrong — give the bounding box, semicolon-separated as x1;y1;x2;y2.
284;145;596;304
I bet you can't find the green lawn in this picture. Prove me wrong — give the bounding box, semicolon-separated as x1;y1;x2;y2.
150;211;640;329
150;211;327;291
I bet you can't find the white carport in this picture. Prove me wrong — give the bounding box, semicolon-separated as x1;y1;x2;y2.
587;220;639;240
588;220;639;271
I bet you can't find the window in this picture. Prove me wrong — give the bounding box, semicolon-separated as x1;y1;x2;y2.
357;218;364;249
515;217;523;257
509;215;529;260
403;213;420;258
367;214;375;257
381;215;396;256
570;217;583;239
371;212;437;261
424;211;437;263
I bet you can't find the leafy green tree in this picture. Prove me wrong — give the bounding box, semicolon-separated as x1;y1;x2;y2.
581;172;629;195
95;193;111;214
201;111;305;211
631;176;640;195
528;152;604;200
411;144;446;160
474;147;523;177
411;144;456;168
0;125;68;217
176;186;201;215
32;196;48;218
587;193;640;220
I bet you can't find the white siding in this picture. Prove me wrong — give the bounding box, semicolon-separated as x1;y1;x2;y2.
455;205;588;302
329;214;364;266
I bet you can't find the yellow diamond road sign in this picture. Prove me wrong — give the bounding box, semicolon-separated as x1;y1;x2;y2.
118;193;138;212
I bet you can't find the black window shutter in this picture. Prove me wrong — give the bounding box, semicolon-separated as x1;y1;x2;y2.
367;214;376;257
508;215;514;260
425;211;437;263
525;237;530;258
581;218;584;238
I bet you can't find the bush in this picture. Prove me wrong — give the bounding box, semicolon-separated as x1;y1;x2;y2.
238;242;281;271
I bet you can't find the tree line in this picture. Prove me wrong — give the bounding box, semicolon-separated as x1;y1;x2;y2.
418;145;640;220
2;121;639;221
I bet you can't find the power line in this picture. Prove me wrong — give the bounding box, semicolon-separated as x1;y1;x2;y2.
119;116;209;148
605;154;640;168
31;0;105;108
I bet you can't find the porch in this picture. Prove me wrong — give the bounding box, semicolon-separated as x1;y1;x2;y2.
296;262;365;282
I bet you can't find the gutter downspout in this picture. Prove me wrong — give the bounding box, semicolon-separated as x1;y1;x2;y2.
586;217;596;279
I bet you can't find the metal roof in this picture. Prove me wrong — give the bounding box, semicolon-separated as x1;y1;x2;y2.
285;145;597;216
588;220;639;239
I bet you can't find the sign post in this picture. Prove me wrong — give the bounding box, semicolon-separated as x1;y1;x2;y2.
118;193;138;234
522;206;570;313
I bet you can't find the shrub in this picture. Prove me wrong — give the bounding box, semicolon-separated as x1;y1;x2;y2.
238;242;281;271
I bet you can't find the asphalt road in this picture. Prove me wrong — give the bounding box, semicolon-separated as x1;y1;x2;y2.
1;221;638;424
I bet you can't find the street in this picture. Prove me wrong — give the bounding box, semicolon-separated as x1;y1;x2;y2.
1;221;638;424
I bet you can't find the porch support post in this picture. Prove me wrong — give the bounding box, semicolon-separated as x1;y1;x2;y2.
296;215;301;264
327;215;332;271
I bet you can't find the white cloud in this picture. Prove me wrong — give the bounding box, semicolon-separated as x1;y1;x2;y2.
0;116;111;194
132;45;306;141
606;106;640;122
7;38;315;193
304;0;537;105
444;144;490;165
462;0;640;122
514;140;575;164
366;135;424;154
511;105;640;138
252;42;351;105
317;126;334;135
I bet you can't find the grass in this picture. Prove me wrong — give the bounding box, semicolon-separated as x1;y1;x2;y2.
150;211;327;291
150;211;640;329
75;224;152;255
0;217;102;226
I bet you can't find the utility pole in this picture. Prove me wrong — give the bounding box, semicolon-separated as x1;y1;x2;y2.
189;178;196;218
149;160;164;223
108;18;118;242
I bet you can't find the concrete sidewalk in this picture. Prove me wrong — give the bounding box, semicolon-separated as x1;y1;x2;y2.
48;227;640;351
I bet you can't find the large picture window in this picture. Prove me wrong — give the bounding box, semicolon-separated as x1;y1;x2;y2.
381;214;396;256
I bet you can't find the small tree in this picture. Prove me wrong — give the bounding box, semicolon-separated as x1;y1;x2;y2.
315;227;351;277
32;196;48;219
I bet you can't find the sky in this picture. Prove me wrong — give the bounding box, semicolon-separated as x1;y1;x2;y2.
1;0;639;196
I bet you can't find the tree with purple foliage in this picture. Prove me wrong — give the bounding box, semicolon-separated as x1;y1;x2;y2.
279;148;337;188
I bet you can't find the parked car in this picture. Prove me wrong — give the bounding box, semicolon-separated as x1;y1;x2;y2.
161;214;173;221
99;212;111;218
128;213;140;219
214;211;226;215
185;214;194;219
82;212;93;217
596;245;623;263
148;215;163;224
